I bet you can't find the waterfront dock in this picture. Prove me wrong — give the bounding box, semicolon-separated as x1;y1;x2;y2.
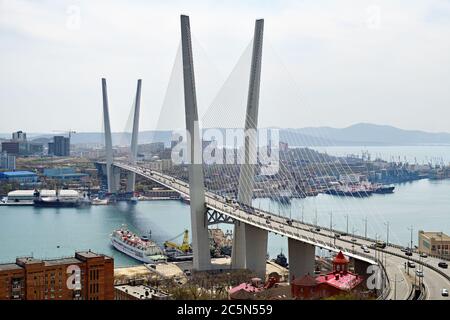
114;258;289;283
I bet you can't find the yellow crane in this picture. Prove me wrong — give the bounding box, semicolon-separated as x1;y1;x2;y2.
164;230;191;252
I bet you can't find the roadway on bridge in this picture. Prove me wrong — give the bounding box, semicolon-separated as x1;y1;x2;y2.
115;162;450;300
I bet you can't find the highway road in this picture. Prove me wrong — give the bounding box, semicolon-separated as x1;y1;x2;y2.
115;162;450;300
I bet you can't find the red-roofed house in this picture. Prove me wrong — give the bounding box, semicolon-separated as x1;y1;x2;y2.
291;251;364;299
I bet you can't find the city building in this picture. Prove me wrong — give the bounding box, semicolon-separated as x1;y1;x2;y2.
148;159;173;172
0;171;38;184
0;251;114;300
48;136;70;156
0;151;16;170
12;131;27;142
115;284;170;300
43;167;88;181
1;141;20;155
418;231;450;259
1;131;43;156
138;142;165;155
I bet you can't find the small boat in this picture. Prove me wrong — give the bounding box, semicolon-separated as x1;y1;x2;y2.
129;196;138;204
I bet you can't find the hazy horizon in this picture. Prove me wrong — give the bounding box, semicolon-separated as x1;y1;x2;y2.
1;1;450;133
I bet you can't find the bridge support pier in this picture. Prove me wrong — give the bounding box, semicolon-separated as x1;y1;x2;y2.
245;224;268;279
231;19;265;276
126;79;142;193
231;223;247;269
126;173;135;193
112;167;121;192
288;238;315;280
180;15;211;271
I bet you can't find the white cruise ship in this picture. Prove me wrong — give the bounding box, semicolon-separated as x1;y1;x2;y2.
110;226;167;264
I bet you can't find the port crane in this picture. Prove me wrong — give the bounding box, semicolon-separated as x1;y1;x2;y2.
163;230;191;252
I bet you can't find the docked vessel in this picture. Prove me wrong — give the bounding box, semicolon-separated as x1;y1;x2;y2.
163;229;193;261
33;189;89;207
273;251;288;268
372;184;395;194
164;247;193;261
110;226;167;264
129;196;139;204
324;184;372;197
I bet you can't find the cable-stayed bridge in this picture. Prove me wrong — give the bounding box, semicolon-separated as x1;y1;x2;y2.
97;15;450;299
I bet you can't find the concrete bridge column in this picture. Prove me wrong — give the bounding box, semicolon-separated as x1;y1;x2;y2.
232;19;265;273
112;166;121;193
180;15;211;271
101;78;114;193
245;224;268;279
126;173;135;193
126;79;142;193
231;222;247;269
288;238;315;280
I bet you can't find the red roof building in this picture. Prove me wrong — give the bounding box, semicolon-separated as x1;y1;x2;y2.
291;251;364;299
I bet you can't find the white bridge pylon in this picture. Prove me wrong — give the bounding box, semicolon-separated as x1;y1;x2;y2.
101;78;142;193
101;16;378;279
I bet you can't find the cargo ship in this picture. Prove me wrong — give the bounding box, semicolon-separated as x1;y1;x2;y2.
324;184;372;197
372;184;395;194
33;189;90;207
110;226;167;264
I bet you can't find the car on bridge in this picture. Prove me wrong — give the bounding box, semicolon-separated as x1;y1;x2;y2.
420;252;428;258
415;270;424;277
375;241;387;249
442;289;449;297
408;261;415;268
438;262;448;269
405;251;413;256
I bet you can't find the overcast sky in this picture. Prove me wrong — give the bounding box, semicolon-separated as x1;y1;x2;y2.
1;0;450;133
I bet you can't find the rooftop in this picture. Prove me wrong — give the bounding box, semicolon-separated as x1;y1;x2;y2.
7;189;80;197
0;171;36;177
0;263;23;272
75;250;111;260
420;231;450;241
44;257;81;266
316;272;363;291
229;282;262;295
115;285;169;299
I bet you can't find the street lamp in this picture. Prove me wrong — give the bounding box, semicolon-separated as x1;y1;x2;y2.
301;203;304;223
407;226;413;250
390;274;404;300
384;221;390;245
352;227;358;237
345;214;349;235
362;217;368;239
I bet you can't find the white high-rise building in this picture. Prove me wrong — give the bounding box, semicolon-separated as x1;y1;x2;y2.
12;131;27;142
